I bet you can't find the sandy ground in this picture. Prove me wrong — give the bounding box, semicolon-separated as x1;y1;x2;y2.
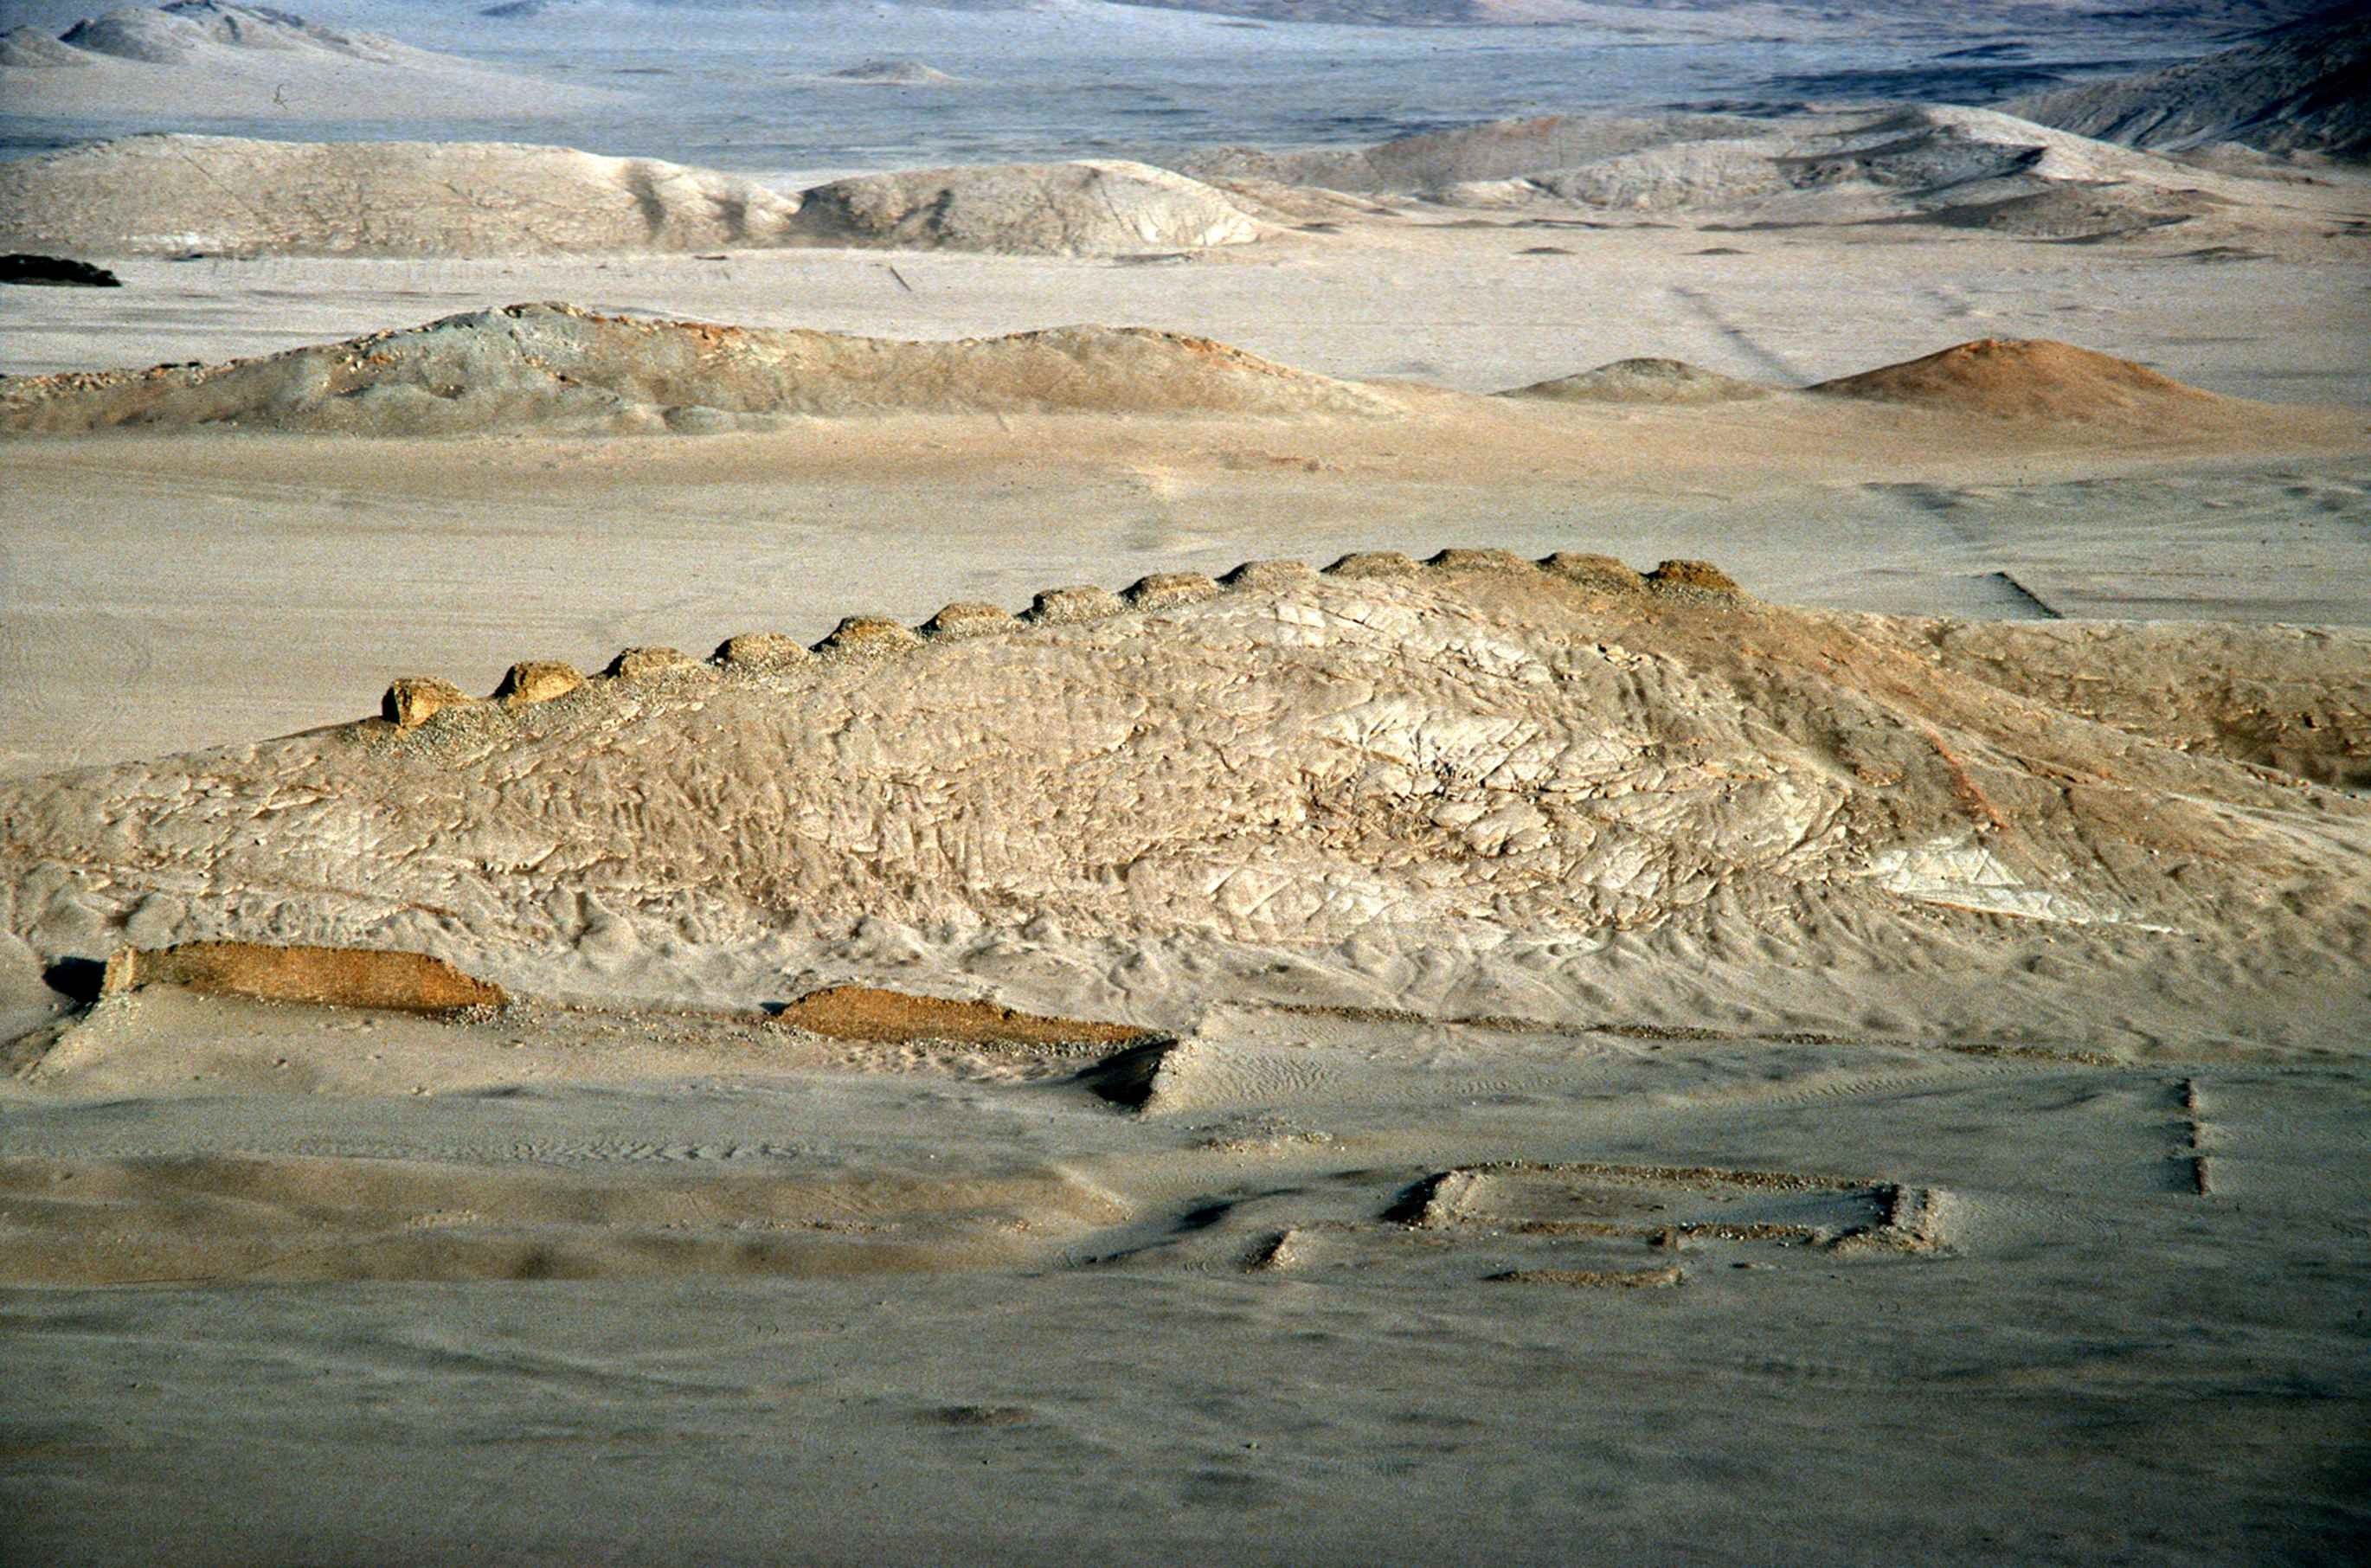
3;207;2369;1565
6;417;2368;781
9;215;2371;399
3;214;2368;778
3;984;2367;1565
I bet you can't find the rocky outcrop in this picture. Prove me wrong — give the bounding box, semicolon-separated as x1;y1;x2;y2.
381;676;472;729
101;940;506;1012
3;5;607;121
493;660;584;706
0;254;120;287
1164;112;1762;194
61;3;404;64
9;550;2362;1052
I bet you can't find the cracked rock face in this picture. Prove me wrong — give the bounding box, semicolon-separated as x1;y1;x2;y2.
2;568;2365;1045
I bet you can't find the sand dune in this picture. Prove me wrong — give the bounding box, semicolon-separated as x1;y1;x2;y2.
0;1;607;118
2008;13;2371;157
0;301;1404;434
785;160;1261;255
0;133;803;258
3;552;2362;1049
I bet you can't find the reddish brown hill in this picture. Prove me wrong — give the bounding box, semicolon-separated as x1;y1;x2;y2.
1809;337;2227;424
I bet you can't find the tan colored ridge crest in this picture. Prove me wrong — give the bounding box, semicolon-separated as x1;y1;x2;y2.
376;547;1746;727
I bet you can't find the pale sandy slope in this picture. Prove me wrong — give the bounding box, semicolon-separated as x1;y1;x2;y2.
7;553;2365;1048
0;135;806;256
4;949;2357;1567
0;0;614;117
0;136;1266;259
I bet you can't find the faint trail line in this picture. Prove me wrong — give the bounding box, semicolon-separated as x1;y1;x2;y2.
1666;285;1809;382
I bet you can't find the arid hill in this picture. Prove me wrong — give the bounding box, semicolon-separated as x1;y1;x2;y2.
0;309;2261;438
2008;14;2371;157
1502;358;1773;404
1809;338;2230;424
785;161;1260;255
0;135;802;258
1165;112;1761;195
0;140;1270;260
0;2;604;117
823;58;959;86
56;2;406;64
0;27;94;66
3;553;2362;1048
1419;106;2258;242
0;302;1403;434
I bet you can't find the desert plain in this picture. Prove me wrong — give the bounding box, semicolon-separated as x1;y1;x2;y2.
0;2;2368;1564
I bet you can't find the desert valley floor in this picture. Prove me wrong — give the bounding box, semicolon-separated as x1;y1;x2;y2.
1;6;2368;1562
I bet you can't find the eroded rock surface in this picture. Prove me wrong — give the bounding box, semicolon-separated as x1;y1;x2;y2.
3;559;2363;1049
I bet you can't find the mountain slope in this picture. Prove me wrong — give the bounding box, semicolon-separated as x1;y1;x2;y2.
2007;14;2371;156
